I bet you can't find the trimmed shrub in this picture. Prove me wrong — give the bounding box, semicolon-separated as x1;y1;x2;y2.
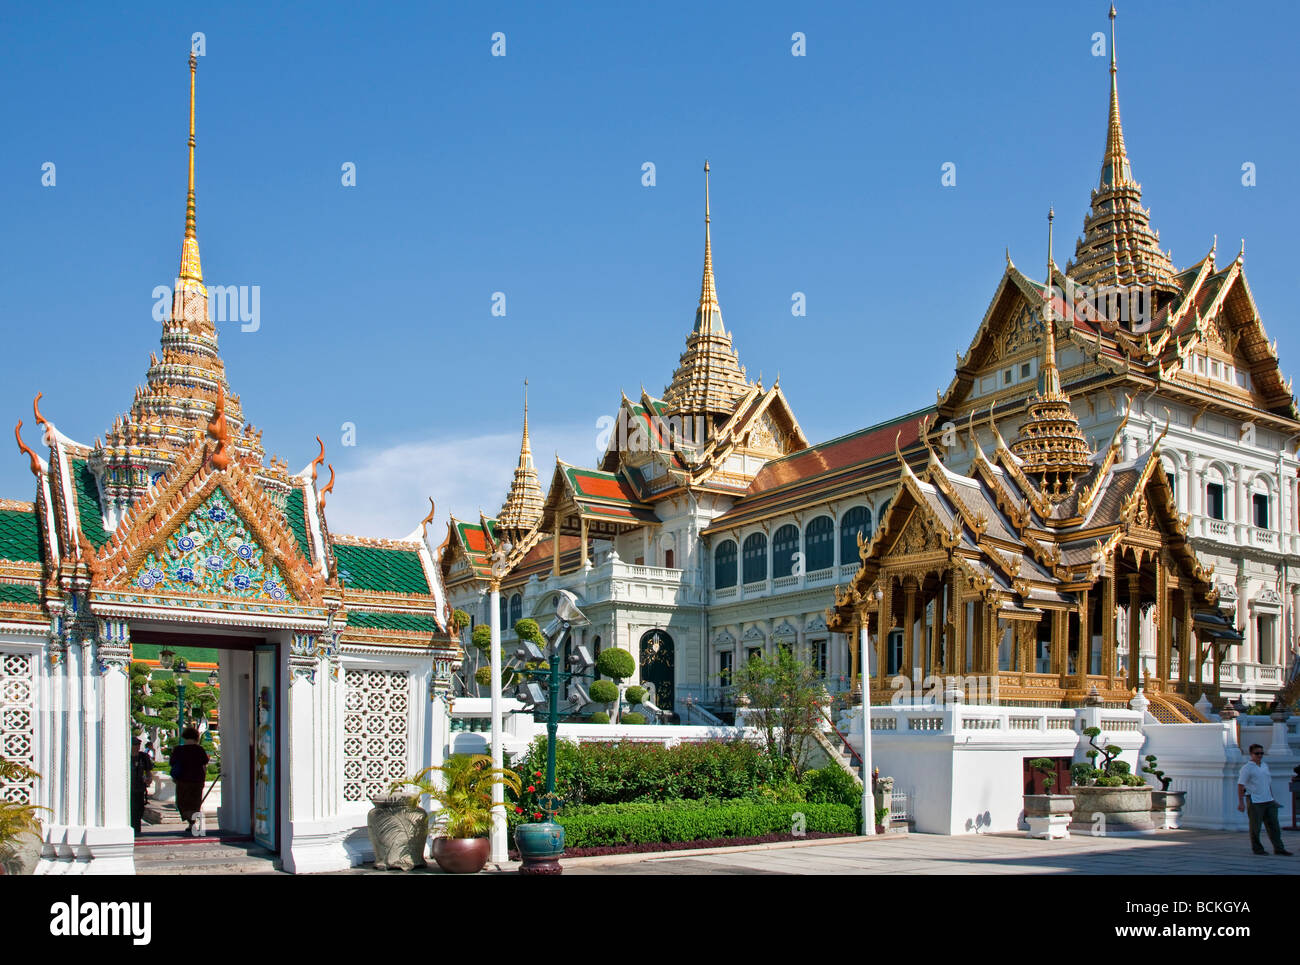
590;711;610;724
622;712;647;725
514;618;544;645
555;800;856;848
589;680;619;705
624;686;648;706
471;625;493;652
801;760;860;807
512;737;789;807
474;666;492;687
595;647;635;681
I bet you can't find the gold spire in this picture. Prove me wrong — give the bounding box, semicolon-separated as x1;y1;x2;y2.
663;161;751;429
498;378;545;537
696;160;723;334
1012;209;1094;502
1067;5;1176;292
178;52;205;296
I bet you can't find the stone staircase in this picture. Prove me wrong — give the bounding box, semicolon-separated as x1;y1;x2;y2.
134;802;284;875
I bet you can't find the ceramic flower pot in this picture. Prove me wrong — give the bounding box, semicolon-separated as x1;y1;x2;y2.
515;821;565;875
432;836;490;874
0;830;43;875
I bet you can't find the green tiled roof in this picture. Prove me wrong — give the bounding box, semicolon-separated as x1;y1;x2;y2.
132;643;220;664
73;460;110;547
0;583;41;605
347;610;438;633
333;542;430;594
284;487;314;562
0;508;41;563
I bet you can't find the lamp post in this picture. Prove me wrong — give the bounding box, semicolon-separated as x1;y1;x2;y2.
174;657;189;740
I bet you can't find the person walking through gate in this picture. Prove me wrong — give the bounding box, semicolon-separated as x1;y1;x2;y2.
130;738;154;834
1237;744;1292;856
169;727;210;831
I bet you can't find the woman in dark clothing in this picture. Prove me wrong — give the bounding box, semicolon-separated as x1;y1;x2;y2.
169;726;210;826
130;738;154;834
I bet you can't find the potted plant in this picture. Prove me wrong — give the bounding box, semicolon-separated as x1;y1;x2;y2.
1068;727;1152;834
400;754;521;874
0;758;46;876
1142;754;1185;830
1024;758;1074;839
366;791;429;871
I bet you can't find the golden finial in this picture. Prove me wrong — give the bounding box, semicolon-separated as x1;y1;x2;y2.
14;421;41;477
1040;207;1061;397
178;51;205;298
1103;4;1130;189
318;464;335;512
695;159;723;335
309;435;325;485
419;497;436;537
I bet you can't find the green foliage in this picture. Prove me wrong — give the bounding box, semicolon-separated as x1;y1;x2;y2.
451;609;471;631
595;647;635;681
1096;775;1124;788
732;649;826;776
471;625;493;652
397;754;521;839
624;686;648;707
1075;728;1129;787
512;737;788;809
589;680;619;705
622;712;647;725
0;758;47;845
1028;757;1057;793
801;760;861;808
589;711;610;724
474;666;492;687
513;618;544;645
1142;754;1172;791
550;799;856;849
1071;762;1099;786
874;806;890;828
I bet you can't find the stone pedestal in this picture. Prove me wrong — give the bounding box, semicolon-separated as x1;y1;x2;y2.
1025;794;1074;840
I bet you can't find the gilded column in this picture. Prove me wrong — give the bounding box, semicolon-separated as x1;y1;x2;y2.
902;578;917;677
1127;573;1141;690
1101;570;1117;684
1076;588;1091;690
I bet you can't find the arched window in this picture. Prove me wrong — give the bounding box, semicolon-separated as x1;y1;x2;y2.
714;540;737;589
839;506;873;566
498;595;508;628
509;593;522;626
772;524;799;577
805;516;833;572
664;549;674;569
742;533;768;584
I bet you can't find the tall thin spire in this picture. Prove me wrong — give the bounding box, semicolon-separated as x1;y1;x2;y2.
695;160;723;334
178;52;204;294
1067;4;1176;292
498;378;544;538
1041;208;1061;396
663;161;752;429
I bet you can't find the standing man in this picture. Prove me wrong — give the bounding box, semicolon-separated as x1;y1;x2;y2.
1237;744;1292;856
169;726;210;834
130;738;154;835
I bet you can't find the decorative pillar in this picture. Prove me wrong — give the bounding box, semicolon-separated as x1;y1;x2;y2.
1076;588;1090;690
952;578;966;678
1102;570;1117;684
1127;573;1141;690
1156;558;1170;686
552;521;561;576
902;578;917;678
876;577;891;689
580;519;589;569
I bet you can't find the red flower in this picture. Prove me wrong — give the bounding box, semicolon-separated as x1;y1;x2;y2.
527;785;536;792
514;806;523;814
534;771;542;778
534;812;543;820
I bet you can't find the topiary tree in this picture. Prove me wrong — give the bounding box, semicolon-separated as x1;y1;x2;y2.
589;680;619;718
451;609;471;633
595;647;635;722
624;685;648;707
471;625;493;652
514;618;544;646
589;711;610;724
622;712;647;725
1142;754;1172;791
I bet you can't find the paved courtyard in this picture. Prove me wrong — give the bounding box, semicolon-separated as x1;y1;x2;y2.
555;829;1298;875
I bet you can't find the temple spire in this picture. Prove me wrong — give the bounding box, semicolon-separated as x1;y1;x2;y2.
178;52;204;294
662;161;752;431
695;160;723;334
1066;4;1176;293
498;378;544;538
1041;208;1061;396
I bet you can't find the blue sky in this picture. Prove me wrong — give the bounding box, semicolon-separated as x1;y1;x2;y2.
1;1;1296;536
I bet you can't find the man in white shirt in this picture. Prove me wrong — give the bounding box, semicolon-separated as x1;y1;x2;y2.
1237;744;1292;856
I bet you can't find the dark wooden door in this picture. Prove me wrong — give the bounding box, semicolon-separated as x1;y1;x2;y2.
1023;755;1072;795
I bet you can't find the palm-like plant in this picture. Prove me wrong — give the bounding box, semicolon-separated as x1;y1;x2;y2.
397;754;521;839
0;757;46;846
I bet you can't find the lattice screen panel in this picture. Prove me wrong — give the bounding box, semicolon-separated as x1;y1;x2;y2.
0;652;37;804
343;668;410;802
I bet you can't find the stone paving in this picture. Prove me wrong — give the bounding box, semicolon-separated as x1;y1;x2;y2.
557;828;1299;875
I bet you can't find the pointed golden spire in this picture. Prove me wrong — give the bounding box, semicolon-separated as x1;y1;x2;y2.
1041;208;1061;397
1102;4;1130;190
498;378;544;538
695;160;723;334
178;52;205;294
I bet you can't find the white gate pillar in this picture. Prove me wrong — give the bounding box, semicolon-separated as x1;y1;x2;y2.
281;630;348;874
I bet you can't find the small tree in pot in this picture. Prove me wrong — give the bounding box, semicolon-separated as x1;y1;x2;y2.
1142;754;1185;830
1068;728;1153;833
399;754;522;874
0;758;46;875
1024;758;1074;840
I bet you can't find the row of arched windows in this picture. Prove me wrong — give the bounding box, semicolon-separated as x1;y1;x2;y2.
495;593;524;628
714;506;879;589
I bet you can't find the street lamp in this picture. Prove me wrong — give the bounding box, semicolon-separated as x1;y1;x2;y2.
158;648;175;670
174;656;189;740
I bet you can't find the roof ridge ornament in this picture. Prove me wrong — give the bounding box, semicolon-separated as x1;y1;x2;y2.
207;384;231;470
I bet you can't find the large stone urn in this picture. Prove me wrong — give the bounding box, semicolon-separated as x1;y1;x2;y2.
1024;794;1075;839
1150;790;1186;830
515;821;565;875
1068;785;1154;834
366;794;428;870
0;830;43;875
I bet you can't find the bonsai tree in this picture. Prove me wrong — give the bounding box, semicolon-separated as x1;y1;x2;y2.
1142;754;1172;791
1079;727;1146;787
1028;758;1058;795
594;647;635;722
398;754;521;838
588;680;619;718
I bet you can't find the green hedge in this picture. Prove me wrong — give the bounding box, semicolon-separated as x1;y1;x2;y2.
554;800;856;848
